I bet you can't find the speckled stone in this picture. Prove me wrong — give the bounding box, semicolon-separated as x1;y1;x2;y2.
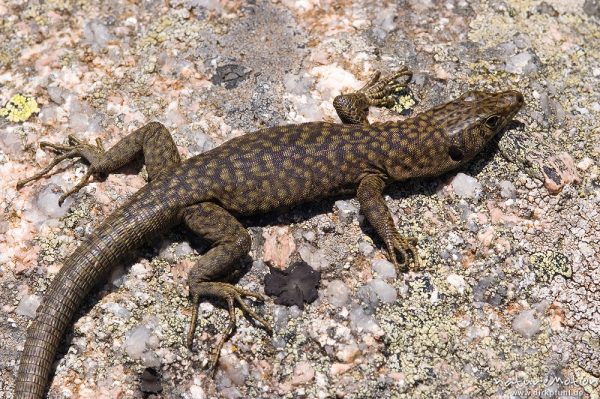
2;0;600;397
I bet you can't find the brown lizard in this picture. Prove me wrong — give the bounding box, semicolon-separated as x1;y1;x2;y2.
13;67;523;398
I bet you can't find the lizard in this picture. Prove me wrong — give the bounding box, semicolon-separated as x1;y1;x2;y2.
13;66;524;398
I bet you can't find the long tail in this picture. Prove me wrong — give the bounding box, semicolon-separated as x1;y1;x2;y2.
14;198;173;398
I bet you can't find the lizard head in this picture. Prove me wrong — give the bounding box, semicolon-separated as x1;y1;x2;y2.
440;90;524;162
386;90;524;180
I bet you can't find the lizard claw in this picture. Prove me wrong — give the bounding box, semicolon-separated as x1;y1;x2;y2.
186;282;271;376
385;232;422;272
359;67;413;108
17;136;105;203
333;67;413;124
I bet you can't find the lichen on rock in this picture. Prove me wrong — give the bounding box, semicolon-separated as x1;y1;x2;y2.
0;94;40;122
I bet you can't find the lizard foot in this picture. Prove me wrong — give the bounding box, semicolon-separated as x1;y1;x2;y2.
333;67;413;124
16;136;105;205
187;282;272;376
359;67;413;108
385;232;422;272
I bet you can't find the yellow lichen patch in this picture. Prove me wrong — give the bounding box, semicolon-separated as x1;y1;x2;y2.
0;94;40;122
392;93;416;114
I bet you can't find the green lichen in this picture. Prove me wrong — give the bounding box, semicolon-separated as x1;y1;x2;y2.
574;366;600;399
529;250;572;282
36;232;62;264
375;271;556;397
140;16;175;47
377;276;462;393
0;94;40;122
61;202;91;229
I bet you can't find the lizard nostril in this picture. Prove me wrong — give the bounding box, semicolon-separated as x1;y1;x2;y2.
514;91;524;104
508;91;524;106
499;91;524;109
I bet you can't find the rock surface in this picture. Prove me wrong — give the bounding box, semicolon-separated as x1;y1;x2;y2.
1;0;599;398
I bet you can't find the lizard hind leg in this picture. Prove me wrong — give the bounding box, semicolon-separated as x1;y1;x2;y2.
182;202;272;375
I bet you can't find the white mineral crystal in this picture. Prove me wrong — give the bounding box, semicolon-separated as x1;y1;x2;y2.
16;294;41;318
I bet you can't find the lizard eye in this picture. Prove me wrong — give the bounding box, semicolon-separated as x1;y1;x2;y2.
485;115;501;129
448;145;464;162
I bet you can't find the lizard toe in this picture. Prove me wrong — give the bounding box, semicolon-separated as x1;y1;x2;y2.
186;282;271;375
386;233;422;272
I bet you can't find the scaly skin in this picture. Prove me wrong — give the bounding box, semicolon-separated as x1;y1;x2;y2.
13;68;524;398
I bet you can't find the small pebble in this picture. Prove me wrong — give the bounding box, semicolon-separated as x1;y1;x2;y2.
336;343;360;363
303;230;316;242
123;325;151;359
358;240;374;257
451;173;482;200
47;86;66;105
325;279;351;307
335;200;359;224
349;306;380;334
446;274;467;295
106;302;131;319
298;244;330;271
371;259;396;280
22;183;74;226
16;294;41;318
83;19;113;49
0;128;22;155
218;354;249;387
273;305;290;330
512;309;541;338
367;279;397;304
291;361;315;385
189;385;206;399
576;157;594;171
498;180;517;199
504;52;538;75
159;241;194;262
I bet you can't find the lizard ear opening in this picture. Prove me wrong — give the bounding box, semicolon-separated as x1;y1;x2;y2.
448;145;464;162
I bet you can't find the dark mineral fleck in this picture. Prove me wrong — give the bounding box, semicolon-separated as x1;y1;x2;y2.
140;367;162;394
211;64;251;89
584;0;600;18
264;261;320;309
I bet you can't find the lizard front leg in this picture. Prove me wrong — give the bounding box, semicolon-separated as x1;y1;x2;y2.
333;67;412;125
17;121;181;204
182;202;271;375
357;174;422;271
